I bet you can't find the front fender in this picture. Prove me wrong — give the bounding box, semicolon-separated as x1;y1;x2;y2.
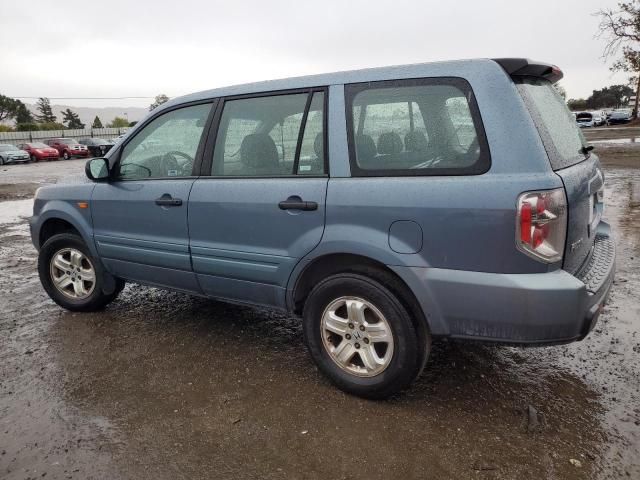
31;185;97;256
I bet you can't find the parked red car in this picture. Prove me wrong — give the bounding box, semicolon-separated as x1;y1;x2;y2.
18;142;60;162
45;138;89;159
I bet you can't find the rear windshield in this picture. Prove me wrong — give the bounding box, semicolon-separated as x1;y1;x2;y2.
516;77;588;170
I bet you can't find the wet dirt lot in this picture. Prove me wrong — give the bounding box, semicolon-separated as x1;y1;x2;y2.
1;136;639;479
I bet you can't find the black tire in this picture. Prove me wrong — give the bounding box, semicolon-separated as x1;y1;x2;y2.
303;273;426;399
38;232;124;312
63;151;70;160
30;155;37;162
0;156;4;166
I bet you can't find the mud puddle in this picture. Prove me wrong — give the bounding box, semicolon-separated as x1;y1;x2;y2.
0;199;33;225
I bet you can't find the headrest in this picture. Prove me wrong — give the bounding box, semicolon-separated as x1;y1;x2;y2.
377;132;403;155
240;134;279;169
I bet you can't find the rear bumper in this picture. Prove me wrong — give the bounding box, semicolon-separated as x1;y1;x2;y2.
391;223;615;344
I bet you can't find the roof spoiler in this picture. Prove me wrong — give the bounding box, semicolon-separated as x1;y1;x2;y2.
492;58;563;83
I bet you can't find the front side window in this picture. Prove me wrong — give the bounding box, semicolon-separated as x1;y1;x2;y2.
345;78;489;176
212;90;325;176
117;103;211;180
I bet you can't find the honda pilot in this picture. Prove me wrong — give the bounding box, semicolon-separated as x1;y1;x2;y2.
30;58;616;398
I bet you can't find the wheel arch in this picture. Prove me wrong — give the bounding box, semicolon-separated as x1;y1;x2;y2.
39;218;82;247
34;203;97;257
290;252;431;343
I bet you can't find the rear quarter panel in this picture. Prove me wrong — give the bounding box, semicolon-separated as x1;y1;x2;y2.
314;62;563;276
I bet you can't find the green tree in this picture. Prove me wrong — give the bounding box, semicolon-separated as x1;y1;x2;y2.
0;94;21;122
128;121;138;127
567;98;588;111
149;94;169;111
108;116;130;128
583;84;634;109
16;123;39;132
597;1;640;117
35;97;57;123
61;108;85;129
14;102;35;125
91;115;103;128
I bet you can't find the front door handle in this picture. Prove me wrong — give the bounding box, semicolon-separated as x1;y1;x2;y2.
279;196;318;211
155;194;182;207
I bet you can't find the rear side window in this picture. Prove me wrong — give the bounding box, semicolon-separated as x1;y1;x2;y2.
516;77;588;170
345;77;490;176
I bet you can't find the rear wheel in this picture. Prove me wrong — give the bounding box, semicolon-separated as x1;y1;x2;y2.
303;273;426;399
38;233;124;312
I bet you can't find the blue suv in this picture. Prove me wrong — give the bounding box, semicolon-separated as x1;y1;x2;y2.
30;58;615;398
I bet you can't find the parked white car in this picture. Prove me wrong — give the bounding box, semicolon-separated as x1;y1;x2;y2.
575;112;595;128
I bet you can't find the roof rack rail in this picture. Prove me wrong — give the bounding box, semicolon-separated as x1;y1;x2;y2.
492;58;563;83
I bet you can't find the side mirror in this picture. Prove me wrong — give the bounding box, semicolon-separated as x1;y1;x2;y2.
85;157;110;181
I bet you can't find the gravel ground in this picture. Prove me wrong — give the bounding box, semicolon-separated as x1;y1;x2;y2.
0;133;638;479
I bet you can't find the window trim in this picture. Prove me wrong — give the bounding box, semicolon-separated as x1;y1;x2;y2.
200;86;329;178
344;77;491;177
110;99;218;182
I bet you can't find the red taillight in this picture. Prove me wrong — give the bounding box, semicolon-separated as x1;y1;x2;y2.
516;189;567;263
520;202;532;243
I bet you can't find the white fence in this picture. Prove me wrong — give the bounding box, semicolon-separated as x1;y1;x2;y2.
0;127;130;145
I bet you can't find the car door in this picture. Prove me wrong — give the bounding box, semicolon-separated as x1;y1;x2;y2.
91;101;214;291
188;89;328;308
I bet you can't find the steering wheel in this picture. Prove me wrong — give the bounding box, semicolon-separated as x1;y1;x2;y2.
162;151;193;176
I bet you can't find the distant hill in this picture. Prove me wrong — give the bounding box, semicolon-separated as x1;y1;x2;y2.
24;103;149;127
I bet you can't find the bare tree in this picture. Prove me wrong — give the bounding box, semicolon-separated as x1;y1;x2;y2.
597;1;640;118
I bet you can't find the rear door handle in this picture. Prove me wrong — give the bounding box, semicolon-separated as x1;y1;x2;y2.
279;197;318;211
155;194;183;206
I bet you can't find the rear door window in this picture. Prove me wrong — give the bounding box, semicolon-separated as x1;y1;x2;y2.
211;90;326;176
516;77;588;170
345;78;490;176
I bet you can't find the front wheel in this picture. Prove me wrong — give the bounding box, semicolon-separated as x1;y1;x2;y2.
30;155;37;162
0;156;4;165
38;233;124;312
63;151;70;160
303;273;426;399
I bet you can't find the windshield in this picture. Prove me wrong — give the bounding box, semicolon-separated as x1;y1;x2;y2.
0;145;15;152
516;77;588;171
31;142;48;148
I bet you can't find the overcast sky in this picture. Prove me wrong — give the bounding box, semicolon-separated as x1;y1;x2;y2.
0;0;629;109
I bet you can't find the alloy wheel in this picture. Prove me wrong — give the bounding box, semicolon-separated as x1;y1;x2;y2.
320;296;394;377
49;248;96;299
